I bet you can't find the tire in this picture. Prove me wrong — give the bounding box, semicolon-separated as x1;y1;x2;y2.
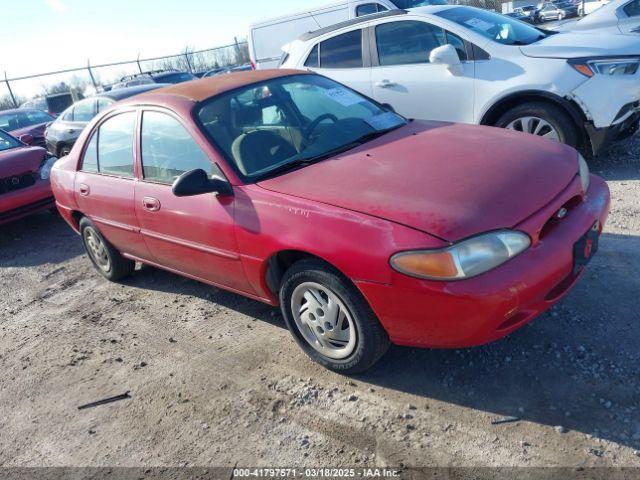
59;145;71;157
79;217;135;281
279;259;390;374
495;101;578;149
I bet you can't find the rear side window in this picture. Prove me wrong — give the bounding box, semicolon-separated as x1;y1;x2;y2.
72;100;95;122
141;111;218;184
375;21;446;66
81;112;136;177
320;29;363;68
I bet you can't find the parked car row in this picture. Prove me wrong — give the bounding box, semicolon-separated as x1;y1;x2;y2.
279;6;640;157
558;0;639;33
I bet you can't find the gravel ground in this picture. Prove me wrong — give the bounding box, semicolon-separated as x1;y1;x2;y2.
0;134;639;471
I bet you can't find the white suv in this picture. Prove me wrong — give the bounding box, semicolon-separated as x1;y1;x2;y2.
281;7;640;156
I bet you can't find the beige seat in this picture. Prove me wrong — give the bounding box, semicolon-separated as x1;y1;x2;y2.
231;130;297;176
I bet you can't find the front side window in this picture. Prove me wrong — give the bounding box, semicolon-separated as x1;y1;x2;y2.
80;112;136;177
624;0;640;16
141;111;217;184
376;21;446;66
196;74;406;180
0;131;21;152
320;29;364;68
436;7;546;46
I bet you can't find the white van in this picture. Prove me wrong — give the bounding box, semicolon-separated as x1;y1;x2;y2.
248;0;447;70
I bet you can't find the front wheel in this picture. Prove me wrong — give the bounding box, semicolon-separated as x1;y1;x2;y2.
495;102;578;149
279;259;390;374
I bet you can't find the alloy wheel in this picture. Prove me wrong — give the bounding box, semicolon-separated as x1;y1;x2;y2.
290;282;357;360
505;116;561;141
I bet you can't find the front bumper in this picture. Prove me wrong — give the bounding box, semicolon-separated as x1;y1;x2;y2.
356;175;610;349
0;178;54;225
585;110;640;157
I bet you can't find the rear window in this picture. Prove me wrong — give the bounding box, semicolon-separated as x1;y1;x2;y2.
320;29;363;68
0;110;54;131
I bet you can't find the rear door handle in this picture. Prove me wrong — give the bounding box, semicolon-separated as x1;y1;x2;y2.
375;80;397;88
142;197;161;212
78;184;90;196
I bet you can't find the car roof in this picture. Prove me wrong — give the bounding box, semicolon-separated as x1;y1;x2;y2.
98;83;169;101
128;69;309;104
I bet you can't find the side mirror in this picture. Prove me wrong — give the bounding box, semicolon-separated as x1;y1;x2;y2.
19;134;34;145
172;169;233;198
429;45;464;76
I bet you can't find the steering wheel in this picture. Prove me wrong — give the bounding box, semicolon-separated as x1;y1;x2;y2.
302;114;339;144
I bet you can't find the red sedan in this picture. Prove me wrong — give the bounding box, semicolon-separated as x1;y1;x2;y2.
50;71;610;373
0;129;57;225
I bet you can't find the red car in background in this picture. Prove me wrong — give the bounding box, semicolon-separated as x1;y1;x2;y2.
0;129;57;225
0;109;55;148
50;71;610;373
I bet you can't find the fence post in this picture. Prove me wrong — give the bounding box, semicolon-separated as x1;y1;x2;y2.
86;59;98;89
4;72;18;108
184;52;193;73
136;54;143;74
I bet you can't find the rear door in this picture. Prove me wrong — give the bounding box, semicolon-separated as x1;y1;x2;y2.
133;108;253;294
369;19;475;123
304;27;373;96
74;110;150;259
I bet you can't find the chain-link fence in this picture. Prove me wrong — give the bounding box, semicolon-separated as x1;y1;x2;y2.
0;40;250;111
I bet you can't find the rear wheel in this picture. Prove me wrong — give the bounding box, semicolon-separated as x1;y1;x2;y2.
79;217;134;281
279;259;390;374
495;102;578;148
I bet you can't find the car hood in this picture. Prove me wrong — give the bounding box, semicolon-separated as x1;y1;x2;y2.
0;146;46;178
258;122;579;242
520;31;640;58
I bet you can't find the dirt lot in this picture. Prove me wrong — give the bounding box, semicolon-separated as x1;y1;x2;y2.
1;135;639;471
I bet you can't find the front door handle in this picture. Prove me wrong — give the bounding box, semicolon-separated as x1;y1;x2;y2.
375;80;397;88
78;183;90;196
142;197;161;212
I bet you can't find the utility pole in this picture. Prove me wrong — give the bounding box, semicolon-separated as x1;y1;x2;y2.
4;71;18;108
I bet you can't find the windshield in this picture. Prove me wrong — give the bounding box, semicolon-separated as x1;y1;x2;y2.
196;75;407;181
391;0;448;7
0;110;54;132
436;7;547;45
0;130;22;152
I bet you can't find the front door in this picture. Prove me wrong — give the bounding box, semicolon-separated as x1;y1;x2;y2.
369;19;475;123
133;109;253;294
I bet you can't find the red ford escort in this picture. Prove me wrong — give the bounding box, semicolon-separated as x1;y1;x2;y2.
50;71;610;373
0;129;57;225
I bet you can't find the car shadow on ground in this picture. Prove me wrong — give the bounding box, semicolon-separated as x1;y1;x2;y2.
0;212;84;267
591;137;640;181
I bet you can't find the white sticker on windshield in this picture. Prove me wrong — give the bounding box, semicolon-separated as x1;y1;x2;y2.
365;111;403;131
323;88;363;107
464;18;494;31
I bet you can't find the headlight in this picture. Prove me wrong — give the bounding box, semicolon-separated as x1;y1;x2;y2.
390;231;531;281
570;58;640;77
39;155;58;180
578;153;590;194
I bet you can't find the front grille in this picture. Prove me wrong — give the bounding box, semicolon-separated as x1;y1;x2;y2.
0;173;36;196
539;195;582;240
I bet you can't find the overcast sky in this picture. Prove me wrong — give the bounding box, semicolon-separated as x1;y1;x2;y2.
2;0;328;96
